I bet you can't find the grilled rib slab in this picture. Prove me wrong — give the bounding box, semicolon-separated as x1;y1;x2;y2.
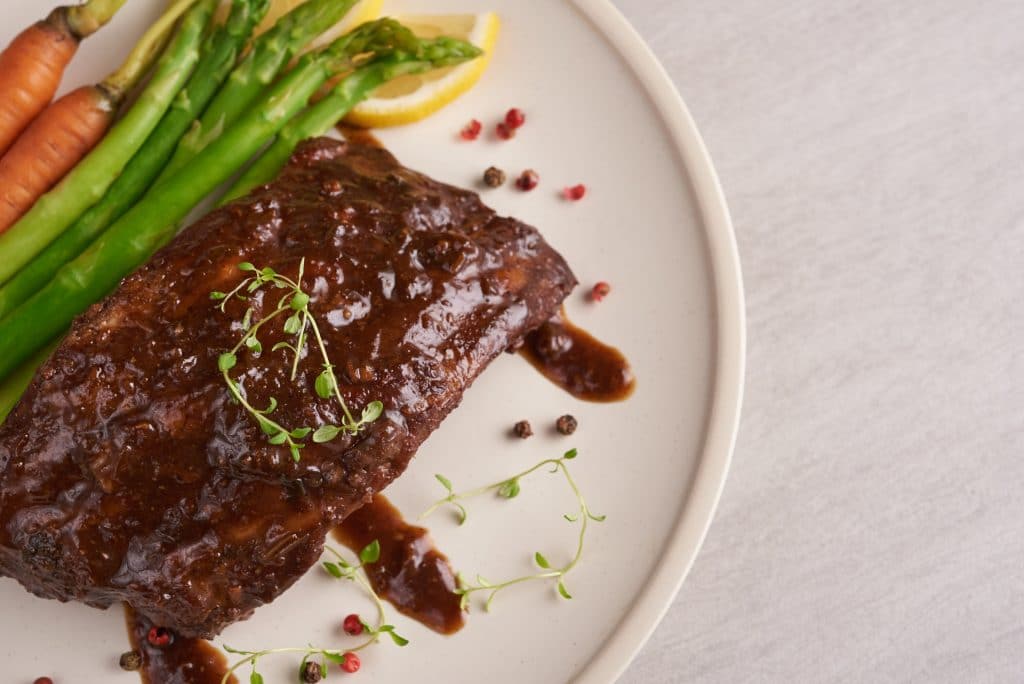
0;138;575;637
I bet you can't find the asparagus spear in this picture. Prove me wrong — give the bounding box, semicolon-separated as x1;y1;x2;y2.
222;37;483;203
0;21;406;381
156;0;359;182
0;0;213;287
0;0;270;322
0;343;57;424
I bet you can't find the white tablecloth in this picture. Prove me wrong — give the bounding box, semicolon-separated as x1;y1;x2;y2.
618;1;1024;681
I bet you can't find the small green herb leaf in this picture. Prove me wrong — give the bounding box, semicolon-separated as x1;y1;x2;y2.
257;417;277;436
237;262;255;272
283;313;302;335
268;431;288;445
210;291;226;300
263;397;278;414
388;630;410;647
323;652;346;664
497;478;521;499
314;369;335;399
289;445;302;462
290;427;312;439
563;448;578;460
313;424;342;443
360;539;381;564
244;335;261;353
435;474;453;492
290;292;310;311
322;562;343;578
535;552;551;569
250;671;264;684
241;308;253;330
218;353;237;372
361;400;384;424
557;580;573;600
271;341;295;353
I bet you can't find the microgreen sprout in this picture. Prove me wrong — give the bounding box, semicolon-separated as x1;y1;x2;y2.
212;260;383;461
221;540;408;683
422;448;605;611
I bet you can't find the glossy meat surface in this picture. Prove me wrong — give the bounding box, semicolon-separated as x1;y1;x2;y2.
0;138;575;637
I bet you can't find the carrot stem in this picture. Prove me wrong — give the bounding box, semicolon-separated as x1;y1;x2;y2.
105;0;203;95
65;0;129;39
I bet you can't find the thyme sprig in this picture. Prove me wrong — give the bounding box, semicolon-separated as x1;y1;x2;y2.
221;540;408;684
212;260;383;461
422;448;605;611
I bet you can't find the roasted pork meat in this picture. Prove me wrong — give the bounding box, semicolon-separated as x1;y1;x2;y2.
0;138;575;638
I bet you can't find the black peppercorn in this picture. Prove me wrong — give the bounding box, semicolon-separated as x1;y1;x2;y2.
556;414;578;435
119;650;143;671
483;166;506;188
302;660;323;683
513;420;533;439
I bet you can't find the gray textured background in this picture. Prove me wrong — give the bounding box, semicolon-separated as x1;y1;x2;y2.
617;1;1024;681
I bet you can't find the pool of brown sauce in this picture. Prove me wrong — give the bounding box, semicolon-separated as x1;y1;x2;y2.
522;309;635;402
124;606;235;684
334;496;464;635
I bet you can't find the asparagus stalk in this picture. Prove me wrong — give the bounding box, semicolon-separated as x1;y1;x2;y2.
0;0;269;322
0;22;404;381
0;0;213;287
156;0;359;182
0;342;57;424
222;37;483;203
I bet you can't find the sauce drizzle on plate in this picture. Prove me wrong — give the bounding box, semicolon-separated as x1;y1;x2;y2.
522;310;636;402
334;496;464;635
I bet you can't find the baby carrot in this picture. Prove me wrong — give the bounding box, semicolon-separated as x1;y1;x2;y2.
0;0;127;158
0;0;201;234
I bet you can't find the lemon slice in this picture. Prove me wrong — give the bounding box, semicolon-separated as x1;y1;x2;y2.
344;12;500;128
256;0;385;43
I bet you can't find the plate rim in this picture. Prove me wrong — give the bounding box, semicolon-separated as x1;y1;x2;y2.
569;1;746;681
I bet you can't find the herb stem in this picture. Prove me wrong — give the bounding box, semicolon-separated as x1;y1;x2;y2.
423;449;604;610
419;458;562;521
308;312;358;427
230;304;289;354
222;539;406;682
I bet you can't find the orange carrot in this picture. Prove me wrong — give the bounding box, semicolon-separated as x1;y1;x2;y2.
0;0;127;158
0;87;113;232
0;0;200;234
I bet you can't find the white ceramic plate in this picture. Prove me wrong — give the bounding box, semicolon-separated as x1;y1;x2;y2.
0;1;743;682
